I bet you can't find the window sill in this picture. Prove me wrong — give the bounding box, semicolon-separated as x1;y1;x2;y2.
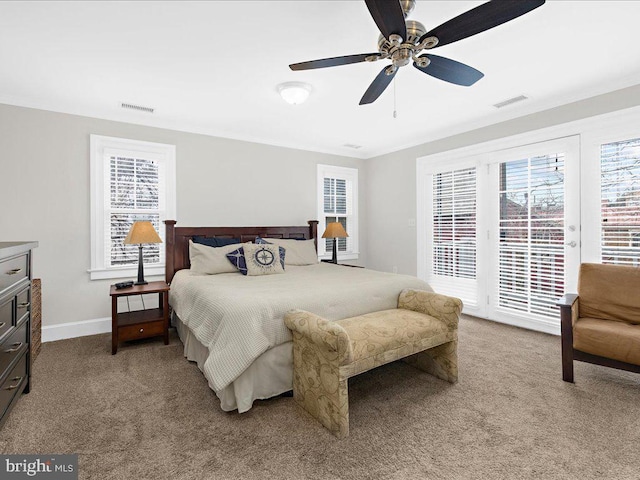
88;264;165;281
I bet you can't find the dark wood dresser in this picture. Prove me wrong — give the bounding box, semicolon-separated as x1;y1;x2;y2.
0;241;37;429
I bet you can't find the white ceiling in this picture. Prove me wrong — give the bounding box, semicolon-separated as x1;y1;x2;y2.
1;1;640;159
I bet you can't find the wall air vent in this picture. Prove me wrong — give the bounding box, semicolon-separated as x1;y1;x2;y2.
121;103;155;114
493;95;528;109
342;143;362;149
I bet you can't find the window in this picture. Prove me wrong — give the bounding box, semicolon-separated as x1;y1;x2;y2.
600;137;640;266
90;135;176;280
317;164;358;260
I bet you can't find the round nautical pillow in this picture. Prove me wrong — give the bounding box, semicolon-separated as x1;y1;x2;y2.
243;243;285;276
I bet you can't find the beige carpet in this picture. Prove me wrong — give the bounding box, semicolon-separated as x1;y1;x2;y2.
1;316;639;480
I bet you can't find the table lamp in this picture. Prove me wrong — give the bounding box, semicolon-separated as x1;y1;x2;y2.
123;221;162;285
321;222;348;264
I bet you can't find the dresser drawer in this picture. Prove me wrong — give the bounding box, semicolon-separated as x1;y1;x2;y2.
0;254;28;295
15;287;30;323
0;321;27;379
119;320;164;341
0;297;12;341
0;353;27;418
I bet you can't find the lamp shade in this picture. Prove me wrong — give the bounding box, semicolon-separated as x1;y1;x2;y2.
322;222;348;239
123;221;162;245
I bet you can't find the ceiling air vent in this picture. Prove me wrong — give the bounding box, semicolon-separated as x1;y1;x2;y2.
121;102;155;114
342;143;362;150
493;95;528;109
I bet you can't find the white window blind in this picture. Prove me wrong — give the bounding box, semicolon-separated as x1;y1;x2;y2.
429;167;478;307
317;165;359;259
497;154;565;319
108;154;162;267
600;137;640;266
90;135;176;280
323;177;349;252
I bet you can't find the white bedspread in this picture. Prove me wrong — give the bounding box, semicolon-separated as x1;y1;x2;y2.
169;263;431;391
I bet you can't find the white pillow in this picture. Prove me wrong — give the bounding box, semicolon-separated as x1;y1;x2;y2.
257;238;318;265
243;243;284;276
189;240;245;274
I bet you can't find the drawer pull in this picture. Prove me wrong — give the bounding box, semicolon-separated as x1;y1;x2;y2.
4;342;23;353
139;328;144;333
6;268;22;275
18;302;30;309
4;377;23;390
0;322;5;329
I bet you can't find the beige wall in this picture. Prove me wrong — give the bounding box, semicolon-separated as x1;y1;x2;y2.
365;83;640;275
0;103;366;328
3;82;640;331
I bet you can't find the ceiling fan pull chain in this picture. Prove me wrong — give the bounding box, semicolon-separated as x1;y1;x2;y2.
393;76;397;119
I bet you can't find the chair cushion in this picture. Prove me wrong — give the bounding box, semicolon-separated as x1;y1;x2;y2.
578;263;640;325
574;317;640;366
336;309;448;363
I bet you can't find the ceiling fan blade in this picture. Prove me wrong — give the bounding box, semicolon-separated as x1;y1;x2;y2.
419;0;545;48
365;0;407;41
359;66;397;105
289;53;381;71
413;54;484;86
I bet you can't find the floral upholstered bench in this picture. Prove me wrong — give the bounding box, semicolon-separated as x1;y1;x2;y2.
284;288;462;438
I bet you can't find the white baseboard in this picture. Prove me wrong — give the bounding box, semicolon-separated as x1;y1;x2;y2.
42;310;559;343
42;317;111;343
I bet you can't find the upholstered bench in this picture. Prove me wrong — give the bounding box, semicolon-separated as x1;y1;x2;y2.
284;288;462;438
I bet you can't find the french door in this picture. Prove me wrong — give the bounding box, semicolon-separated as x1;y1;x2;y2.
421;136;580;333
486;137;580;330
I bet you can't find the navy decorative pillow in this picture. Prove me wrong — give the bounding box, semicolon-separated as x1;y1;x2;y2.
243;243;284;276
255;238;286;268
193;236;240;248
226;247;248;275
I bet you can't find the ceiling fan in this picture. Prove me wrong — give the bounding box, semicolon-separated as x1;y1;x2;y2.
289;0;545;105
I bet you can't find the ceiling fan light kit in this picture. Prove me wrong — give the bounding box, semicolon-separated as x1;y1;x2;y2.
289;0;545;105
277;81;312;105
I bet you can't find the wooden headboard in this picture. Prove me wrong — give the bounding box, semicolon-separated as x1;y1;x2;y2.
164;220;319;284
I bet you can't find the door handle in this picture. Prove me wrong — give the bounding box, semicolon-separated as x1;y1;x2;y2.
566;241;577;248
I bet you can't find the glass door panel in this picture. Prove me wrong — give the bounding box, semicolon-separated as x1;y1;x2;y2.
489;137;580;325
427;167;478;309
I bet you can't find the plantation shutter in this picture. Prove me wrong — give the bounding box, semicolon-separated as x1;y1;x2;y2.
496;154;565;319
429;167;478;307
323;176;352;253
105;152;164;268
600;137;640;266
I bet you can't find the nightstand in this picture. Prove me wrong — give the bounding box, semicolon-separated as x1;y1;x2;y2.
110;281;170;355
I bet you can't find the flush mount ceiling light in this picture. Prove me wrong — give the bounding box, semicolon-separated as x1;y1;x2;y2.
277;82;312;105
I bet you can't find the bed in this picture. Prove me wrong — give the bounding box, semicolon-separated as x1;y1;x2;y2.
165;220;432;413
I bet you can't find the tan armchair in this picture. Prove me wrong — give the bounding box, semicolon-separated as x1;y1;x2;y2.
557;263;640;382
